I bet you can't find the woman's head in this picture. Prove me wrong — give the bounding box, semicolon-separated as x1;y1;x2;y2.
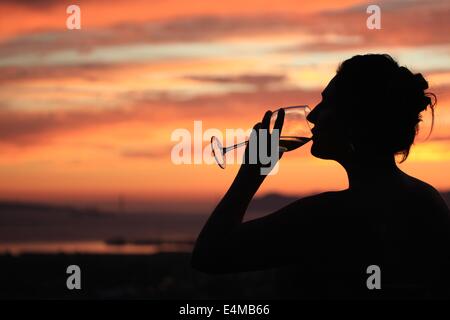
307;54;436;163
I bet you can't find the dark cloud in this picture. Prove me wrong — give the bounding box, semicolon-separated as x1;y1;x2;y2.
1;0;61;9
0;107;131;146
120;148;169;159
0;0;100;10
282;2;450;53
0;64;116;83
2;1;449;59
331;0;445;14
429;136;450;142
0;66;287;88
0;14;304;58
184;74;286;88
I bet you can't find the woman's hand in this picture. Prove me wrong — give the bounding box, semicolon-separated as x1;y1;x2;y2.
239;109;285;177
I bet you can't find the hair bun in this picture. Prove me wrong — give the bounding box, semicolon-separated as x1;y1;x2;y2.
413;73;429;91
396;68;428;91
418;95;432;113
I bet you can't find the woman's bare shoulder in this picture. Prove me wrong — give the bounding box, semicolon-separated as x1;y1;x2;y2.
300;190;349;201
288;190;349;212
402;173;448;208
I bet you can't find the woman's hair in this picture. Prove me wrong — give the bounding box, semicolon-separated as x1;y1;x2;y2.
334;54;436;162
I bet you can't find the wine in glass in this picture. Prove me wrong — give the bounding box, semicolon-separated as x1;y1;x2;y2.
211;105;312;169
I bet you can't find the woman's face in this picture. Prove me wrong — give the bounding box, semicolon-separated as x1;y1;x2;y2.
307;76;350;161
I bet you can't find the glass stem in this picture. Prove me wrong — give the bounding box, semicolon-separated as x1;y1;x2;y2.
222;140;248;154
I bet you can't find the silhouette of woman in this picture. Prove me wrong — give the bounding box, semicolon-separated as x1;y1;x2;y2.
191;54;450;299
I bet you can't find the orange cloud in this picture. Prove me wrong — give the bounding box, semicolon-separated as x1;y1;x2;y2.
0;0;366;40
1;0;450;208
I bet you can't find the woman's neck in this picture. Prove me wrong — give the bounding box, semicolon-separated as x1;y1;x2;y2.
340;154;403;191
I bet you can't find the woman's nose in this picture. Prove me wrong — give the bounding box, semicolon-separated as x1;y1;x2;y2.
306;103;320;124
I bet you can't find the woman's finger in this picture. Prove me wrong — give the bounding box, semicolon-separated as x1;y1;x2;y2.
261;110;272;131
245;122;261;164
249;122;261;142
252;122;261;134
274;108;285;133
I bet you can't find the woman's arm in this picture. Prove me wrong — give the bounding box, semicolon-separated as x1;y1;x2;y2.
190;166;266;272
191;110;306;273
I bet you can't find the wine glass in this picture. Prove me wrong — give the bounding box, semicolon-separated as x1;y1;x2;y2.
211;105;312;169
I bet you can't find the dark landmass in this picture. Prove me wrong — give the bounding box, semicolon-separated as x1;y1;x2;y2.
1;191;449;243
0;201;207;243
104;237;195;246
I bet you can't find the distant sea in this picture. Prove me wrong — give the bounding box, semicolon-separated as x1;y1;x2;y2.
1;191;448;255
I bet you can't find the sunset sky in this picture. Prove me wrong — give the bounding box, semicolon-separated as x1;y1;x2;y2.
0;0;449;213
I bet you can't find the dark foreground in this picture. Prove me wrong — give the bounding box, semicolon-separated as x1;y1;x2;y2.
0;253;297;300
1;253;449;300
